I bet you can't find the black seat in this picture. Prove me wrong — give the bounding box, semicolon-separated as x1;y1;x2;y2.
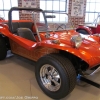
18;22;33;30
17;28;36;42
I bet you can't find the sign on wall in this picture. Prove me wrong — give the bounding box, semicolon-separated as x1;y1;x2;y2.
71;0;85;17
22;0;37;14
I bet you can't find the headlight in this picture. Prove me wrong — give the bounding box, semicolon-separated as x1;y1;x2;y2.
71;34;82;48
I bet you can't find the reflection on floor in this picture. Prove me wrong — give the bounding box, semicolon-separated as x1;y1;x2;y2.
0;51;99;100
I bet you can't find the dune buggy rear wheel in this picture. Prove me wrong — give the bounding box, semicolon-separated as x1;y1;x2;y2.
0;37;7;60
35;54;76;99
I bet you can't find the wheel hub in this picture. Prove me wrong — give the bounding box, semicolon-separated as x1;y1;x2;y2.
40;64;61;91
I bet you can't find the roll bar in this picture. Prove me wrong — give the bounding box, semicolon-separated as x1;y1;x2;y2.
8;7;43;32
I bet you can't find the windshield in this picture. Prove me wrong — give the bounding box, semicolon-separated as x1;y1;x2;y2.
32;11;71;33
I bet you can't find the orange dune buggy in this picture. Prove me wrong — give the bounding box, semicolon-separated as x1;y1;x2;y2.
0;7;100;99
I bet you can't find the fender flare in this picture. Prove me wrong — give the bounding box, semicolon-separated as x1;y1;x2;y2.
40;41;94;67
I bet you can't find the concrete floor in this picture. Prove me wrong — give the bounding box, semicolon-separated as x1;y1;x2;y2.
0;51;100;100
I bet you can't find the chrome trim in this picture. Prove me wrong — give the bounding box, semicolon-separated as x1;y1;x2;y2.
40;64;61;91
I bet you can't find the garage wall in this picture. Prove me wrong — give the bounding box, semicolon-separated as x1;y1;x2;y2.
18;0;86;28
68;0;87;28
18;0;40;20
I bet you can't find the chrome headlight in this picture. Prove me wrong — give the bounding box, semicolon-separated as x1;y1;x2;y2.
71;34;83;48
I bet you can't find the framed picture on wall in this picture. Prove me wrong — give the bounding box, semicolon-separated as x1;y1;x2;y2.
71;0;85;17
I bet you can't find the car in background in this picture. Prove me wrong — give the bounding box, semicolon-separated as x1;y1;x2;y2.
0;7;100;99
76;13;100;35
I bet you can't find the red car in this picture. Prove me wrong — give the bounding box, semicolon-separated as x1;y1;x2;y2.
76;13;100;34
0;7;100;99
76;24;100;34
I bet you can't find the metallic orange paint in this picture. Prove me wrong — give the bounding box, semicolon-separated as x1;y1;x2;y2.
1;20;100;69
39;31;100;68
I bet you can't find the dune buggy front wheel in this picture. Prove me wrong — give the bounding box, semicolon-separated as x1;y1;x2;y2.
35;54;76;99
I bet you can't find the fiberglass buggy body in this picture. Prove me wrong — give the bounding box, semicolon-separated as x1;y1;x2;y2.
0;7;100;99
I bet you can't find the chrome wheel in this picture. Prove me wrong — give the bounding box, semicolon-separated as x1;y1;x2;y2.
40;64;61;91
36;54;76;99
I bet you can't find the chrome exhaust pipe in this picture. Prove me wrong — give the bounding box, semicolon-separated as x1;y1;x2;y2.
90;66;100;75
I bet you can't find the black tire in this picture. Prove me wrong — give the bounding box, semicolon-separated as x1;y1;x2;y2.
0;37;7;60
35;54;76;99
77;29;89;34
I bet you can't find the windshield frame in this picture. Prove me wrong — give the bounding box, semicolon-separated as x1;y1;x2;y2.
37;10;75;33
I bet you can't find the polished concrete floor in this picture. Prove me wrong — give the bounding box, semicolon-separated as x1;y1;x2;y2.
0;51;100;100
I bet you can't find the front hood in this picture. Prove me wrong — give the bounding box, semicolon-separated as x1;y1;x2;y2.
53;30;100;53
50;30;99;46
48;30;100;67
51;30;79;45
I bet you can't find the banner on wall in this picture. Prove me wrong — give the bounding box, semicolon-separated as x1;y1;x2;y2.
71;0;85;17
22;0;37;14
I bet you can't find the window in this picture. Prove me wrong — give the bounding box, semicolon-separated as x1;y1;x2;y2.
40;0;69;23
85;0;100;23
0;0;19;20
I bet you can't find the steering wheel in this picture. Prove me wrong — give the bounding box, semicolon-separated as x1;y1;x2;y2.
56;24;66;30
